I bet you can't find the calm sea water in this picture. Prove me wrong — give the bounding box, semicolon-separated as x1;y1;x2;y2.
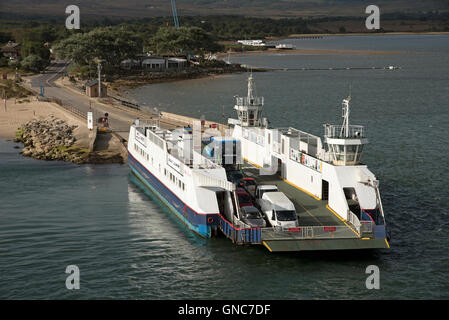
1;35;449;299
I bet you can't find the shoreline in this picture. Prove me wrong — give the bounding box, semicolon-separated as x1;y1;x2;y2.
215;47;406;59
77;32;448;93
0;98;88;140
51;31;447;126
108;65;247;91
273;31;449;40
0;96;126;164
218;32;449;58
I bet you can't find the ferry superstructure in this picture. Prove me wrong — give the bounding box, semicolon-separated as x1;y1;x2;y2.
128;122;236;237
228;74;389;251
128;75;390;252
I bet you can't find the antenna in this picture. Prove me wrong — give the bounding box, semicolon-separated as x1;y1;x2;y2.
339;85;352;137
170;0;180;28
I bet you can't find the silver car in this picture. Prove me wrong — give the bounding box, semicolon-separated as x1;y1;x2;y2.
240;206;266;228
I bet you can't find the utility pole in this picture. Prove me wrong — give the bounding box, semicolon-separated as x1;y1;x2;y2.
97;59;102;98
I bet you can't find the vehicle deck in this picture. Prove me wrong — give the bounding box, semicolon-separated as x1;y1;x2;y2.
238;163;390;251
241;165;350;228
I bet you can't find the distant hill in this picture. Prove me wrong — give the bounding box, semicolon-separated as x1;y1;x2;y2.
1;0;448;20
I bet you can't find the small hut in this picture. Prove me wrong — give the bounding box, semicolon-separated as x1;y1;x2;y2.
85;80;107;98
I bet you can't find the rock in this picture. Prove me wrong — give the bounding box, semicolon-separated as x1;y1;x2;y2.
21;148;32;157
19;117;122;165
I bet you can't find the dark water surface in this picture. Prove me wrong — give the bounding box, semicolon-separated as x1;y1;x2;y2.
1;35;448;299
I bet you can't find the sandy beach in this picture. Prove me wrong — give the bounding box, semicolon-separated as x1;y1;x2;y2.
0;98;89;146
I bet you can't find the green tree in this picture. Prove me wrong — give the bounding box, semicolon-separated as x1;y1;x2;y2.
150;26;222;56
53;27;142;71
21;41;50;61
21;54;47;73
0;56;8;67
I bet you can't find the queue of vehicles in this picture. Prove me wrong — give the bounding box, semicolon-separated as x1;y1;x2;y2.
226;169;299;229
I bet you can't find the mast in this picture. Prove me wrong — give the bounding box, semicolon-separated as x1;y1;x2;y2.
340;95;351;138
247;72;254;101
234;73;265;127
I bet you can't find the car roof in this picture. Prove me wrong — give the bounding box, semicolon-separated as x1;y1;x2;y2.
258;185;278;190
241;206;260;213
262;192;295;210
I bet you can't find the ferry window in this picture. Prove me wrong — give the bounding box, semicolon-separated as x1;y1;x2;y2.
182;183;185;191
164;168;167;176
268;133;271;144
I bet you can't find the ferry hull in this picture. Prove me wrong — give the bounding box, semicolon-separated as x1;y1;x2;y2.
128;153;218;238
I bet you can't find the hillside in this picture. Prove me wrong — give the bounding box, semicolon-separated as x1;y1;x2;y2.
1;0;448;20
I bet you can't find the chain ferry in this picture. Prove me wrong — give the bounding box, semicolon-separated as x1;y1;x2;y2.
127;75;390;252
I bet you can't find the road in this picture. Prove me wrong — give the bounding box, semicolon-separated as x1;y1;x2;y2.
26;60;146;139
24;60;202;142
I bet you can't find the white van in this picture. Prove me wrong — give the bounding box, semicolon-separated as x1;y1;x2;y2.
258;192;298;228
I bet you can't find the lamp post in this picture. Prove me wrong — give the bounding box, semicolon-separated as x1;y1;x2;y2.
95;58;104;98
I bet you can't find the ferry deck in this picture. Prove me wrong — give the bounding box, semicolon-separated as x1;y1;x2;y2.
231;163;391;252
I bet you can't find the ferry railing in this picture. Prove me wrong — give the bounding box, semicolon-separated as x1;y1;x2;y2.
348;211;361;235
360;220;374;234
193;171;235;191
135;118;160;128
324;124;365;139
218;216;261;244
236;96;264;107
260;225;358;240
49;97;87;120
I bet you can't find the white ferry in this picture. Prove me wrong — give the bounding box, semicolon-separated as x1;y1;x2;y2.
237;40;266;47
127;75;390;252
